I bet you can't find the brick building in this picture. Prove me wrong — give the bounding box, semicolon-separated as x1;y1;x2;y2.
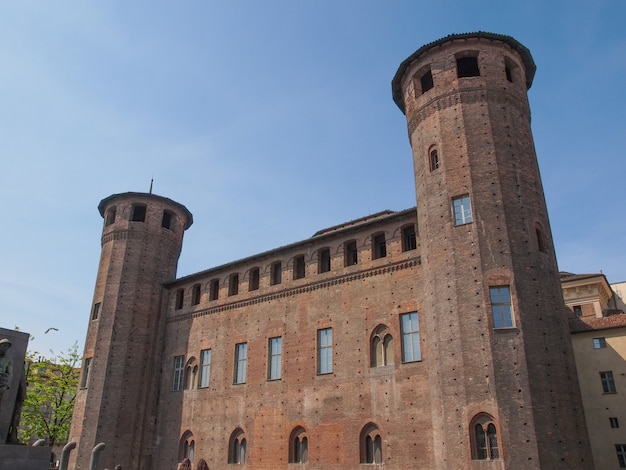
69;33;595;469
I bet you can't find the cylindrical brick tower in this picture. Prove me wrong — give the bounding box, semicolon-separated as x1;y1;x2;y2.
392;33;593;469
69;192;192;470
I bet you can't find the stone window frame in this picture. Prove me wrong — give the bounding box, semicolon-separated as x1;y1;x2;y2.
470;413;500;460
228;428;247;464
289;426;309;463
360;423;383;464
370;324;394;367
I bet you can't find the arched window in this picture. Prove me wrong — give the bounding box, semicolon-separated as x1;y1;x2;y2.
185;357;197;390
360;423;383;464
179;431;195;463
289;426;308;463
471;414;500;460
370;325;394;367
229;428;247;464
429;148;440;171
105;206;116;226
535;223;547;253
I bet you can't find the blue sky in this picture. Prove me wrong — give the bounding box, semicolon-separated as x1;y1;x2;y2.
1;1;625;356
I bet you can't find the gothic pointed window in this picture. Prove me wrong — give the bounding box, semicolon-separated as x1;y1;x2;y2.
228;428;247;464
360;423;383;464
471;414;500;460
289;426;308;463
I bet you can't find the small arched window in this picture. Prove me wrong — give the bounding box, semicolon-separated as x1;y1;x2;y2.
191;284;201;305
471;414;500;460
360;423;383;464
229;428;247;464
289;426;309;463
429;148;440;171
370;325;394;367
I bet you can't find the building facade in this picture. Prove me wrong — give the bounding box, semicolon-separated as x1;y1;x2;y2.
563;273;626;469
69;33;595;469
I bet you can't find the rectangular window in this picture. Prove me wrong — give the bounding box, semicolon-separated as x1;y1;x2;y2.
271;262;282;285
131;204;147;222
173;355;184;391
345;241;358;266
268;337;282;380
175;289;184;310
372;233;387;259
249;268;260;291
80;358;92;389
91;302;101;320
234;343;248;384
229;274;239;296
457;56;480;77
593;337;607;349
601;371;617;393
293;255;305;280
209;279;219;301
318;248;331;273
199;349;211;388
490;286;514;328
420;69;434;93
402;225;417;251
617;444;626;468
161;210;173;229
453;195;473;225
610;417;620;429
401;312;421;362
317;328;333;374
191;284;201;305
573;305;583;317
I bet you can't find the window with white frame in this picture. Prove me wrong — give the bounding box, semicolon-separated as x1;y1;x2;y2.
199;349;211;388
268;337;282;380
593;337;607;349
234;343;248;384
401;312;421;362
317;328;332;374
173;355;184;391
490;286;514;328
453;195;473;225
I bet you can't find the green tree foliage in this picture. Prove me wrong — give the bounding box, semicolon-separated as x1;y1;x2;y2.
18;343;81;446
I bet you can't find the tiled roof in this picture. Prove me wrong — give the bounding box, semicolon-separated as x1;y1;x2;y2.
569;313;626;333
560;272;603;282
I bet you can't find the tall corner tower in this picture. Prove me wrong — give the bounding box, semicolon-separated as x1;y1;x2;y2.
70;192;192;470
391;33;593;468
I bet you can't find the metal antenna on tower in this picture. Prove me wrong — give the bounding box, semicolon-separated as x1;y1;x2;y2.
149;177;154;194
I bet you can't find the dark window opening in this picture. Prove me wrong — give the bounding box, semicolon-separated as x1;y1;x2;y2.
191;284;201;305
372;233;387;259
209;279;219;301
131;204;147;222
175;289;184;310
345;241;358;266
80;357;92;389
271;261;282;285
536;226;547;253
318;248;331;273
229;274;239;296
249;268;260;291
162;210;173;230
420;69;434;94
573;305;583;317
105;207;116;226
610;417;620;429
293;255;305;280
505;65;513;82
457;56;480;78
91;302;101;320
402;225;417;252
601;371;617;393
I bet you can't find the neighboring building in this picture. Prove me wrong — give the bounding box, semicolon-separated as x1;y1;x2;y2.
69;33;594;469
563;273;626;470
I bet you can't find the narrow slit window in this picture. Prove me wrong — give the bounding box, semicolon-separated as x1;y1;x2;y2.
430;149;440;171
161;210;174;230
91;302;101;320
